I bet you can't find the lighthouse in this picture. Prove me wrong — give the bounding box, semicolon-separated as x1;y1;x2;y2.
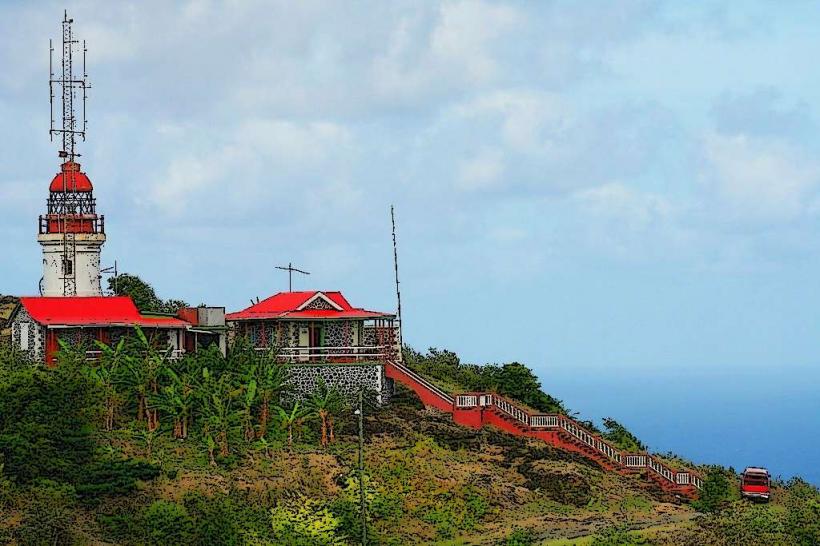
38;12;105;297
38;161;105;296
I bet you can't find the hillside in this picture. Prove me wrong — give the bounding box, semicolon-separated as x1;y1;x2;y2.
0;342;817;545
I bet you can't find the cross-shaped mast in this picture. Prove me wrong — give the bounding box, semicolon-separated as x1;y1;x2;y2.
275;262;310;292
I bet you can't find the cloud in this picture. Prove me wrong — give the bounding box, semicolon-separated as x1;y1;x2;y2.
711;87;813;138
455;147;504;191
574;183;672;228
371;1;521;105
143;118;354;218
701;133;820;221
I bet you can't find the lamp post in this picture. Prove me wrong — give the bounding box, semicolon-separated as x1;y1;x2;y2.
355;390;367;545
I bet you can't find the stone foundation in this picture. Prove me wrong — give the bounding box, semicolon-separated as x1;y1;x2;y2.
286;363;393;405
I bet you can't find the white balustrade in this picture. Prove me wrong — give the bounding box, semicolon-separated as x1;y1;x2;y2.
530;415;559;428
456;395;478;408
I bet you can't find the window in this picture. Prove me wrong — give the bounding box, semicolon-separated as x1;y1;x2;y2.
19;322;29;351
63;258;73;275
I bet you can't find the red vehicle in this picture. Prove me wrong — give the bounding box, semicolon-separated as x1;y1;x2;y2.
740;467;771;502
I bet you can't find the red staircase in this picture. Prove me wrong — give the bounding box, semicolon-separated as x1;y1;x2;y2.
385;360;701;499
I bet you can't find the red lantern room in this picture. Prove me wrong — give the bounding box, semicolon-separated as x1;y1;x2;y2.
39;161;104;235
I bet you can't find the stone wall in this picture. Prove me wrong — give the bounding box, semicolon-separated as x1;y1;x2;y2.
10;306;44;362
286;363;393;405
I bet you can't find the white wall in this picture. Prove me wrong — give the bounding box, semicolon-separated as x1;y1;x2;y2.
38;233;106;296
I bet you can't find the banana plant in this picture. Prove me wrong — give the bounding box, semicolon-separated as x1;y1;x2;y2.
199;368;239;458
86;337;126;431
255;349;290;439
305;379;345;447
276;402;308;450
253;436;273;460
121;326;171;431
151;367;195;439
240;373;258;443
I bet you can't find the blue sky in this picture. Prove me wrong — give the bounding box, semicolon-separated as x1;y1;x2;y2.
1;2;819;475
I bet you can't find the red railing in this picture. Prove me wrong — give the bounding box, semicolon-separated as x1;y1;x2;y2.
39;214;104;234
393;368;701;493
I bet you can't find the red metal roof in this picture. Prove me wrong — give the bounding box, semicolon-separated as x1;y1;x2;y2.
226;291;394;321
49;162;94;193
18;296;189;328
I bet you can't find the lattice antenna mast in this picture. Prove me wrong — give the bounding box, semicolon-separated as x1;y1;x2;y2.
50;10;88;165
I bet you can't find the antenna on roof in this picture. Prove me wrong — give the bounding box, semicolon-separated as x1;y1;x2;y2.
101;260;118;294
391;205;403;349
275;262;310;292
50;10;89;164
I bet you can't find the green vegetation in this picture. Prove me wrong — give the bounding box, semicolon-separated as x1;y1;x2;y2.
107;273;189;314
403;347;566;413
0;335;818;545
691;466;735;513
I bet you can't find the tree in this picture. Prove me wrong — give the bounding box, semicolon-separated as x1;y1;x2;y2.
108;273;188;314
305;379;345;447
601;418;646;452
0;352;100;483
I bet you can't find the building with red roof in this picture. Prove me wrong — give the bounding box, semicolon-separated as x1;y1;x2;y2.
7;296;226;365
227;290;398;365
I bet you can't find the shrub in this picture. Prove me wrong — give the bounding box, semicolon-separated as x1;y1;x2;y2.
141;500;196;546
75;459;161;500
183;492;246;546
16;480;77;546
506;527;535;546
693;466;734;513
591;525;648;545
270;498;345;545
783;478;820;545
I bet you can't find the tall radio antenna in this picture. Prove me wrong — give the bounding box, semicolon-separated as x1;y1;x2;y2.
48;11;90;296
391;205;403;349
50;10;89;164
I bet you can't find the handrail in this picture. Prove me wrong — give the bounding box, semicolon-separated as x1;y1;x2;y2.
85;349;185;361
256;345;391;363
396;369;701;493
450;389;700;490
388;360;454;405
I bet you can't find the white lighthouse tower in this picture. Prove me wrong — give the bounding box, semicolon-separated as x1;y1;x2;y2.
39;12;105;297
38;162;105;296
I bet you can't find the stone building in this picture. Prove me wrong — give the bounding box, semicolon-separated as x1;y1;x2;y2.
7;296;226;365
227;290;400;402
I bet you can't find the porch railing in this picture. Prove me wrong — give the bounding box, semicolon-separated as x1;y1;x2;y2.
256;345;391;364
85;349;185;361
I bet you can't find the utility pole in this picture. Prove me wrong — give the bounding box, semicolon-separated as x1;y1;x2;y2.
391;205;403;349
356;390;367;545
275;262;310;292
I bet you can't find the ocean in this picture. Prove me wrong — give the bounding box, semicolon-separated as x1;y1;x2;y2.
542;364;820;486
